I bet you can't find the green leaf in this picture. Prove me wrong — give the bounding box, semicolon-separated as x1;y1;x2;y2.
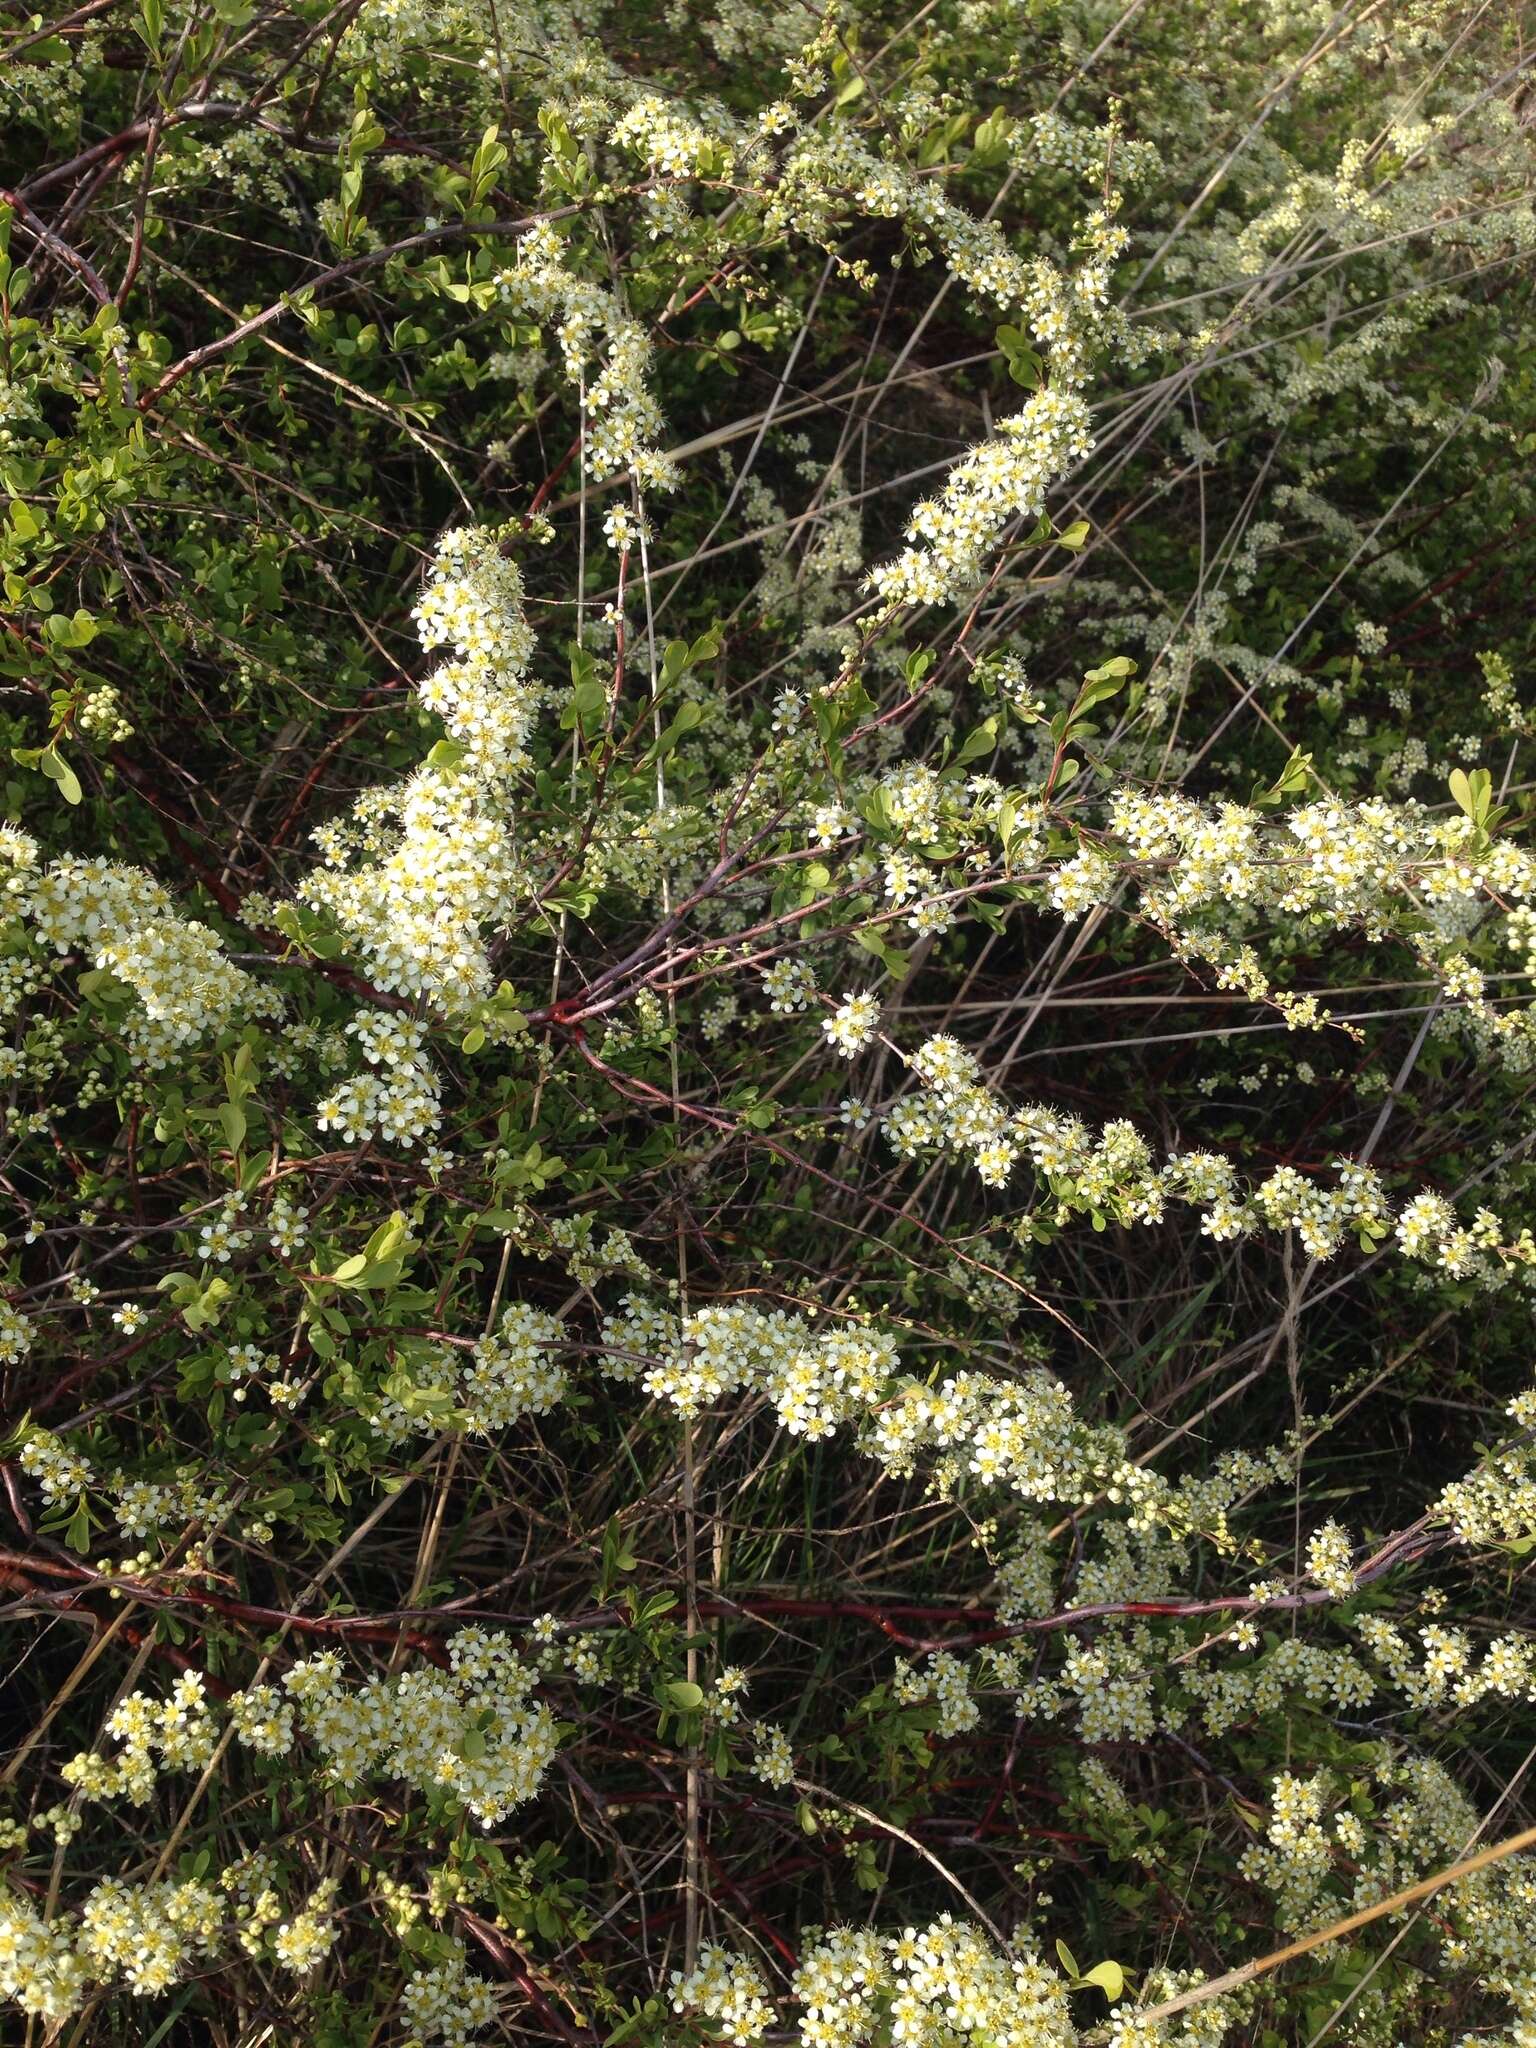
1080;1960;1125;2002
65;1498;93;1554
666;1680;705;1711
996;324;1044;389
1075;660;1135;717
860;786;893;831
950;716;999;770
363;1214;409;1263
545;884;598;921
475;1209;523;1233
1251;746;1314;809
37;746;82;805
1449;766;1491;826
562;665;607;735
1084;656;1136;684
651;697;705;761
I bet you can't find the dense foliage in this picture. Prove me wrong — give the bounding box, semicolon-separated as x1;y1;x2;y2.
3;0;1536;2042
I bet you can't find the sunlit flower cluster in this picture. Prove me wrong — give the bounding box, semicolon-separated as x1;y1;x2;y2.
497;222;678;490
316;1010;443;1149
1433;1387;1536;1546
402;1942;498;2044
15;1428;88;1506
611;93;730;180
670;1941;773;2041
889;1030;1533;1280
868;389;1094;612
600;1292;1136;1509
62;1670;217;1807
0;1865;340;2020
1092;784;1536;1041
823;990;880;1058
411;525;539;778
452;1301;568;1436
297;524;540;1022
23;855;262;1065
792;1916;1077;2048
280;1628;557;1826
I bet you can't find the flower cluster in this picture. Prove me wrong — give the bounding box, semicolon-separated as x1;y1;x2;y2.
611;93;730;180
1479;648;1533;736
869;388;1094;612
17;1427;88;1504
1433;1387;1536;1546
823;990;880;1058
792;1916;1077;2048
278;1629;558;1826
1013;109;1163;188
452;1301;568;1436
602;1296;893;1434
411;526;540;778
62;1671;218;1806
670;1942;773;2041
751;1721;795;1787
1304;1520;1358;1598
1086;784;1536;1045
0;1301;33;1365
371;1301;567;1442
888;1030;1533;1280
497;222;677;490
600;1293;1138;1509
316;1011;443;1149
296;524;539;1021
0;1867;339;2020
762;958;818;1013
50;1630;557;1837
402;1943;498;2045
22;852;261;1065
892;1651;979;1737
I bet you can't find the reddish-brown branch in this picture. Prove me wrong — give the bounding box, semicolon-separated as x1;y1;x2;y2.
0;1546;1442;1663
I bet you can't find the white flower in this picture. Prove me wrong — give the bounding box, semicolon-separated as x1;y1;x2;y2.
824;991;879;1058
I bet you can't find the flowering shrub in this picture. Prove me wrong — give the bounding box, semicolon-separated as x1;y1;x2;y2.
2;2;1536;2044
